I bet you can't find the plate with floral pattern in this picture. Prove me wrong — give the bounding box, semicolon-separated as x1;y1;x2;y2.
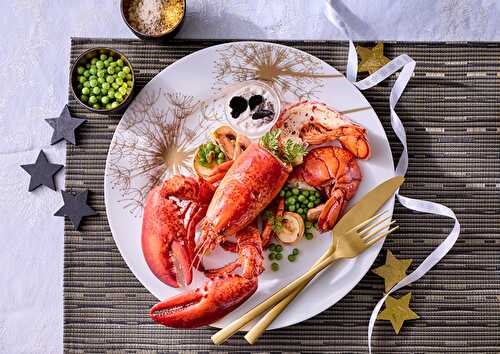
104;41;395;330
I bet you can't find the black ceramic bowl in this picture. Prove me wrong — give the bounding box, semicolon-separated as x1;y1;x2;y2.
70;47;135;114
121;0;186;42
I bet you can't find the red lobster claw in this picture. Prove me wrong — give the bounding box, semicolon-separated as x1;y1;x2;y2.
142;186;192;288
150;274;258;328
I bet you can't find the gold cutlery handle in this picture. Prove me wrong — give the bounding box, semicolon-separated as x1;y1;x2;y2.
244;286;302;344
244;250;333;344
211;253;336;345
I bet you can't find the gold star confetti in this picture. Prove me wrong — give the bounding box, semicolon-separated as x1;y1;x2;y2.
377;292;419;334
372;250;412;292
356;42;391;74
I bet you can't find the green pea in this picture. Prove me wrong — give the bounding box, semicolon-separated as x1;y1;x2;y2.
110;61;117;67
305;221;313;229
297;195;305;202
279;190;285;197
106;76;114;83
285;191;292;198
112;83;119;89
96;71;104;78
107;90;115;98
104;60;110;67
127;80;133;87
80;95;88;103
117;71;126;79
292;248;299;256
287;254;296;262
305;232;313;240
119;87;127;95
89;75;97;82
216;158;224;165
78;76;86;84
297;208;304;214
302;190;310;197
271;262;279;271
90;57;97;64
97;77;105;85
77;66;85;75
116;95;124;103
116;59;124;66
214;145;221;153
100;53;107;61
115;77;123;85
206;142;215;150
101;82;110;90
92;103;101;109
275;244;283;252
88;95;97;104
81;87;90;95
107;66;115;75
315;191;321;198
217;152;225;159
269;243;276;251
89;67;97;75
122;66;130;74
292;188;299;195
92;87;100;95
106;103;112;109
83;81;90;88
89;79;97;88
101;96;109;104
111;101;119;108
101;88;108;96
287;197;296;205
275;253;283;260
287;205;295;212
268;253;275;261
308;195;316;202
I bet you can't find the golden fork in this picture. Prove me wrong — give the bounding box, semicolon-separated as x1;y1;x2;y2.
212;211;398;344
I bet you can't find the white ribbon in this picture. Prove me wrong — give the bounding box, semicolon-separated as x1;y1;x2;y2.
325;2;461;352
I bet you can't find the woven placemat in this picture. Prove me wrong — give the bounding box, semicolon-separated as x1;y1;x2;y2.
65;38;500;353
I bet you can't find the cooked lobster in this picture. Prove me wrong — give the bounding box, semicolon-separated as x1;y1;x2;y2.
141;101;370;328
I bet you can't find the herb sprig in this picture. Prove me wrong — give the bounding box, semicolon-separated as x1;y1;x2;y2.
264;210;284;233
260;129;308;166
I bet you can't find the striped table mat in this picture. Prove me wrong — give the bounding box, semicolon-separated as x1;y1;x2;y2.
65;38;500;353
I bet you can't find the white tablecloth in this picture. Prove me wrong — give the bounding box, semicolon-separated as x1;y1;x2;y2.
1;1;498;352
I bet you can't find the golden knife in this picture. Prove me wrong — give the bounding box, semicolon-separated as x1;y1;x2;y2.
212;175;405;345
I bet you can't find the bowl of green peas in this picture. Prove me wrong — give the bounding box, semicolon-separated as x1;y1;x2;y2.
70;47;135;113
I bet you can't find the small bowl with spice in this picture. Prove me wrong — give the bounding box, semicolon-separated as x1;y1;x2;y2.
121;0;185;41
225;81;281;139
70;47;135;113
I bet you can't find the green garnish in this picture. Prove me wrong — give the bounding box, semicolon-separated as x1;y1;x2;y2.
271;262;280;271
283;139;308;164
260;129;281;155
260;129;307;166
197;142;226;167
264;210;284;233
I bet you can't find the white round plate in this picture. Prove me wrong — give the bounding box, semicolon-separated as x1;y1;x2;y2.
104;41;395;330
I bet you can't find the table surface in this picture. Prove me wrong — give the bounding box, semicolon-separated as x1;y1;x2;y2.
1;1;499;353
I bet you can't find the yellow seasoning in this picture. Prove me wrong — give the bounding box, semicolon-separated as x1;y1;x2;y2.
128;0;184;36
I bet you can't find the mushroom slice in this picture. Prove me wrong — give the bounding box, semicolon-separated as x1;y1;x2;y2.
276;212;305;244
211;125;251;160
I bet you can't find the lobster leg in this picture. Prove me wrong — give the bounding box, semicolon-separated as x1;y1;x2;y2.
150;225;263;328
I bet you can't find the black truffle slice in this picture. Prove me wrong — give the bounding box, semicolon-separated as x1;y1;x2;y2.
229;96;248;118
252;110;274;120
248;95;263;111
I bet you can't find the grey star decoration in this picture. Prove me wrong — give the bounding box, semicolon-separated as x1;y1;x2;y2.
45;105;86;145
20;150;63;191
54;190;97;230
